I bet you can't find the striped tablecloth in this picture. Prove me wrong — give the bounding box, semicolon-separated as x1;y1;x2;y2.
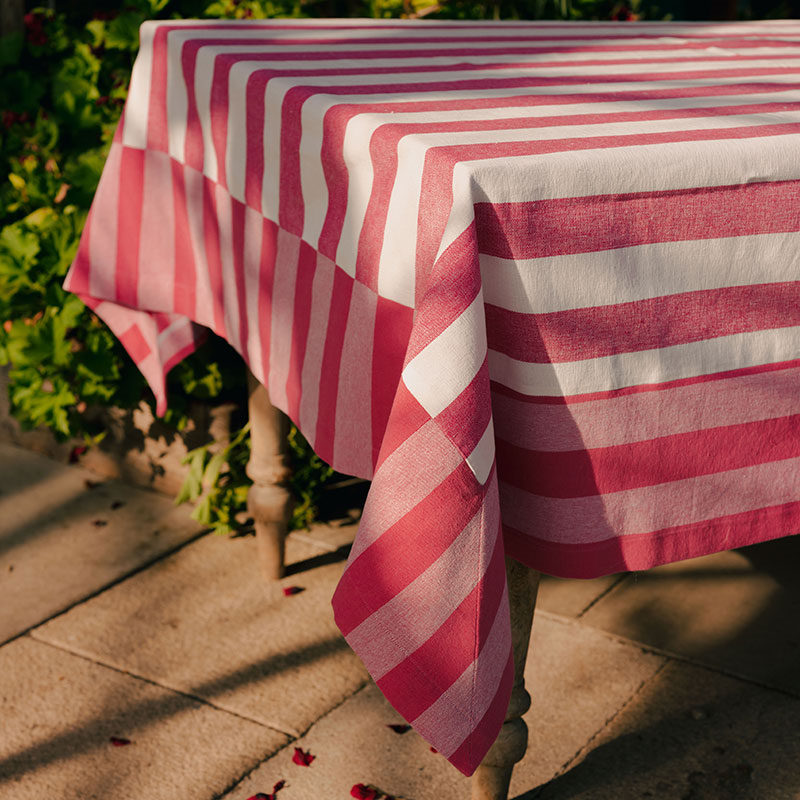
64;18;800;774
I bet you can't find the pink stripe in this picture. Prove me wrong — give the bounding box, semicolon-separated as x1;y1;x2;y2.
492;365;800;452
115;147;145;307
286;240;317;423
490;357;800;405
137;150;176;312
335;459;483;634
313;267;353;466
299;253;337;440
86;144;123;301
477;180;800;261
497;413;800;499
333;281;377;479
268;228;300;411
498;455;800;546
373;524;506;722
504;501;800;579
447;651;514;775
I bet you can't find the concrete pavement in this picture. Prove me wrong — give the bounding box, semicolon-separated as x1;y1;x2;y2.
1;443;798;799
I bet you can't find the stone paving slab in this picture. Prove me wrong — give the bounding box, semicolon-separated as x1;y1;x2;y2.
0;636;288;800
221;613;666;800
0;443;203;644
580;536;800;696
537;573;626;619
533;659;800;800
33;527;369;737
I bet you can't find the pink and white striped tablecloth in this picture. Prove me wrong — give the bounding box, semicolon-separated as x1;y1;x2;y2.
64;18;800;774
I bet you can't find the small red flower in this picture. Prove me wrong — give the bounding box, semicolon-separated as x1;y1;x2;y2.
109;736;131;746
282;586;304;596
246;786;284;800
292;747;315;766
69;445;88;463
429;747;438;753
387;724;411;734
351;785;380;800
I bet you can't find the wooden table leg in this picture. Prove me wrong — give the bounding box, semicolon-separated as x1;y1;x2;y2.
471;557;540;800
245;371;293;580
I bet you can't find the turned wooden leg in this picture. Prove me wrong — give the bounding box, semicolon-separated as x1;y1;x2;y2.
246;371;293;580
471;557;540;800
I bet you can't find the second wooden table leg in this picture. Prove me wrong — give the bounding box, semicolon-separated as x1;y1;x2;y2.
246;372;293;580
471;557;541;800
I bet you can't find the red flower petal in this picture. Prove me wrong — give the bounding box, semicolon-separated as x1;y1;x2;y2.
245;794;270;800
292;747;315;766
282;586;304;596
429;747;438;753
350;784;380;800
109;736;131;746
387;724;411;734
272;780;286;793
69;445;88;463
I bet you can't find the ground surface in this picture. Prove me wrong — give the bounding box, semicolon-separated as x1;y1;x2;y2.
1;442;799;800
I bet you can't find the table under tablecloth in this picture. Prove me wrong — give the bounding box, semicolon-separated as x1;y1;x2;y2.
64;17;800;774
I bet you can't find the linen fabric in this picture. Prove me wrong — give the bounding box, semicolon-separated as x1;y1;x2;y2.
64;19;800;774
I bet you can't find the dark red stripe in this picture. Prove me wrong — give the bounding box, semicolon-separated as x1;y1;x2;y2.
115;147;145;307
257;218;279;385
447;651;514;776
477;179;800;260
371;296;414;469
504;502;800;579
171;160;197;319
485;283;800;364
286;240;316;422
313;266;353;465
496;413;800;498
231;198;249;355
201;177;226;338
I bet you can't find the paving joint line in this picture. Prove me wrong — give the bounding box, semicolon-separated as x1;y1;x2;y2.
537;609;800;700
575;574;630;618
550;658;671;785
212;677;373;800
26;635;297;738
1;525;210;649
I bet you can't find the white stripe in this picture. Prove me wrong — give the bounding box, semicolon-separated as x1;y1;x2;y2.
487;326;800;398
466;419;496;486
122;22;155;148
403;294;487;418
481;233;800;314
